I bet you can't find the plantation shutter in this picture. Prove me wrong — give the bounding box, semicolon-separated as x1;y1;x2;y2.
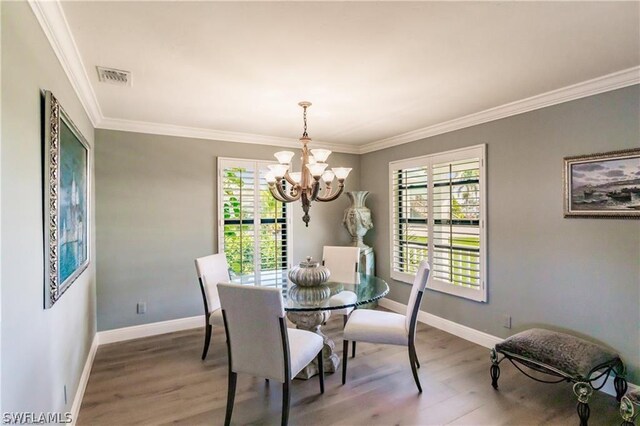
389;145;486;302
219;159;290;286
432;158;481;289
391;165;429;283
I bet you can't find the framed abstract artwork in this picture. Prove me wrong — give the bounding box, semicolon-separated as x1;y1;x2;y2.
43;91;90;308
564;148;640;218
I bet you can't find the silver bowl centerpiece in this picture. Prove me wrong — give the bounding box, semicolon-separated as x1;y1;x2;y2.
288;257;331;306
288;256;330;287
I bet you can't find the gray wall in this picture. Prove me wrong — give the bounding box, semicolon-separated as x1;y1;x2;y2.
1;1;96;413
95;129;359;331
361;86;640;382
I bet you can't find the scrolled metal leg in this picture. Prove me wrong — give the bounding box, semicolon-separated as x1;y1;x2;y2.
620;395;637;425
614;376;628;402
573;382;593;426
490;349;500;390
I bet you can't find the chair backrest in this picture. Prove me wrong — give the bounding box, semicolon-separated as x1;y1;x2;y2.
322;246;361;284
194;253;230;313
217;283;288;382
405;260;430;332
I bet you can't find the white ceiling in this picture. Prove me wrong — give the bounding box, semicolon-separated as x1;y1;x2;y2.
53;1;639;152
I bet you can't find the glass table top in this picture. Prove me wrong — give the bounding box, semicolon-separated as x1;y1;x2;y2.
231;272;389;312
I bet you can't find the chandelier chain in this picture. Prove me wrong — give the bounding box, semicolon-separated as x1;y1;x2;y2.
302;104;308;138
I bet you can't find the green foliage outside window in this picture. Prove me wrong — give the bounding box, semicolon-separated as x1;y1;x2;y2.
222;167;287;277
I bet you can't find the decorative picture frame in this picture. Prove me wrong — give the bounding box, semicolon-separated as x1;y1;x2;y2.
564;148;640;218
43;91;91;308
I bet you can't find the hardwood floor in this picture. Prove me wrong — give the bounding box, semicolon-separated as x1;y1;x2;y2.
78;314;622;425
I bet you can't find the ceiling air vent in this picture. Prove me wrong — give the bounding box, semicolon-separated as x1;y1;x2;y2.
96;66;132;86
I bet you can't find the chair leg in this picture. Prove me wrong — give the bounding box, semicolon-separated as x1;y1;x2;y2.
224;371;237;426
343;315;356;358
282;379;291;426
201;324;212;360
317;350;325;394
408;343;422;393
410;343;420;368
342;340;349;385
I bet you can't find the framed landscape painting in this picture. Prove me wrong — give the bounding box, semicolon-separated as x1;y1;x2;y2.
43;91;90;308
564;148;640;218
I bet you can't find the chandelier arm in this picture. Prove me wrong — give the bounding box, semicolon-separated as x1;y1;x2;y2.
268;183;293;203
283;170;297;186
274;181;300;202
316;180;345;202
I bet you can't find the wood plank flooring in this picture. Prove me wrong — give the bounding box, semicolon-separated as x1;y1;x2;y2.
78;313;622;425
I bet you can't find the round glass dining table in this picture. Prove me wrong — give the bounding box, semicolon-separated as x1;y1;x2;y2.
231;272;389;378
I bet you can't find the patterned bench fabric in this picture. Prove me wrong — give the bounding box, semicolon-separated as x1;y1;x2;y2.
495;328;621;379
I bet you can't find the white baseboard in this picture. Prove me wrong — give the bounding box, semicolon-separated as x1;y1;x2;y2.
97;315;203;345
70;334;98;425
378;298;502;349
377;298;638;398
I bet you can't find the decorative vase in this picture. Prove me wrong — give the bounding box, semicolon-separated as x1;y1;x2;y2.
343;191;373;248
288;256;330;287
343;191;376;307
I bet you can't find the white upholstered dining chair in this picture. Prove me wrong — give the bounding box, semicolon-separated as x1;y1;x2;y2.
194;253;231;360
342;260;430;393
323;246;361;357
218;283;324;426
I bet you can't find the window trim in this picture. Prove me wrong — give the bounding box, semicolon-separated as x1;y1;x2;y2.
388;144;487;302
217;157;293;282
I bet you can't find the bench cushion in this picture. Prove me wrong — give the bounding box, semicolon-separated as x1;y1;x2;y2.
495;328;621;379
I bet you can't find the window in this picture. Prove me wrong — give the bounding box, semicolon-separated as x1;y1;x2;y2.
218;158;291;286
389;145;486;302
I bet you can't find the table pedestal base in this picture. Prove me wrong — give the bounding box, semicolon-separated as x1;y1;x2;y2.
286;310;340;379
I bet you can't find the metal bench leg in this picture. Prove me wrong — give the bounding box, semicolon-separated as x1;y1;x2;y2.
574;382;593;426
614;376;628;402
620;395;638;426
490;349;500;390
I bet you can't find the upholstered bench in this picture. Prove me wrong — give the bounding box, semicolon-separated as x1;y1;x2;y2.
621;388;640;425
490;328;627;426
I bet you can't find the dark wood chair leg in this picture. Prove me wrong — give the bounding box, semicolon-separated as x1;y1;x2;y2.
201;324;212;360
224;371;237;426
343;315;357;358
282;379;291;426
342;340;349;385
410;343;420;368
317;350;325;394
408;342;422;393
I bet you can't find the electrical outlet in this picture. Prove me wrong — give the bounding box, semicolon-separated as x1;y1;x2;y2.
137;302;147;314
503;315;512;329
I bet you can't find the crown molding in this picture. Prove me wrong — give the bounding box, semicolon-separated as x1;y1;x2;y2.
28;0;102;127
359;66;640;154
31;1;638;155
98;117;361;154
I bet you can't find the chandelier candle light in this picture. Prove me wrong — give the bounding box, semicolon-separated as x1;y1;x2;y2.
265;102;352;227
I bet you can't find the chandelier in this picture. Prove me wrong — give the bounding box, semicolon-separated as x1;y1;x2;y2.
265;102;352;227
